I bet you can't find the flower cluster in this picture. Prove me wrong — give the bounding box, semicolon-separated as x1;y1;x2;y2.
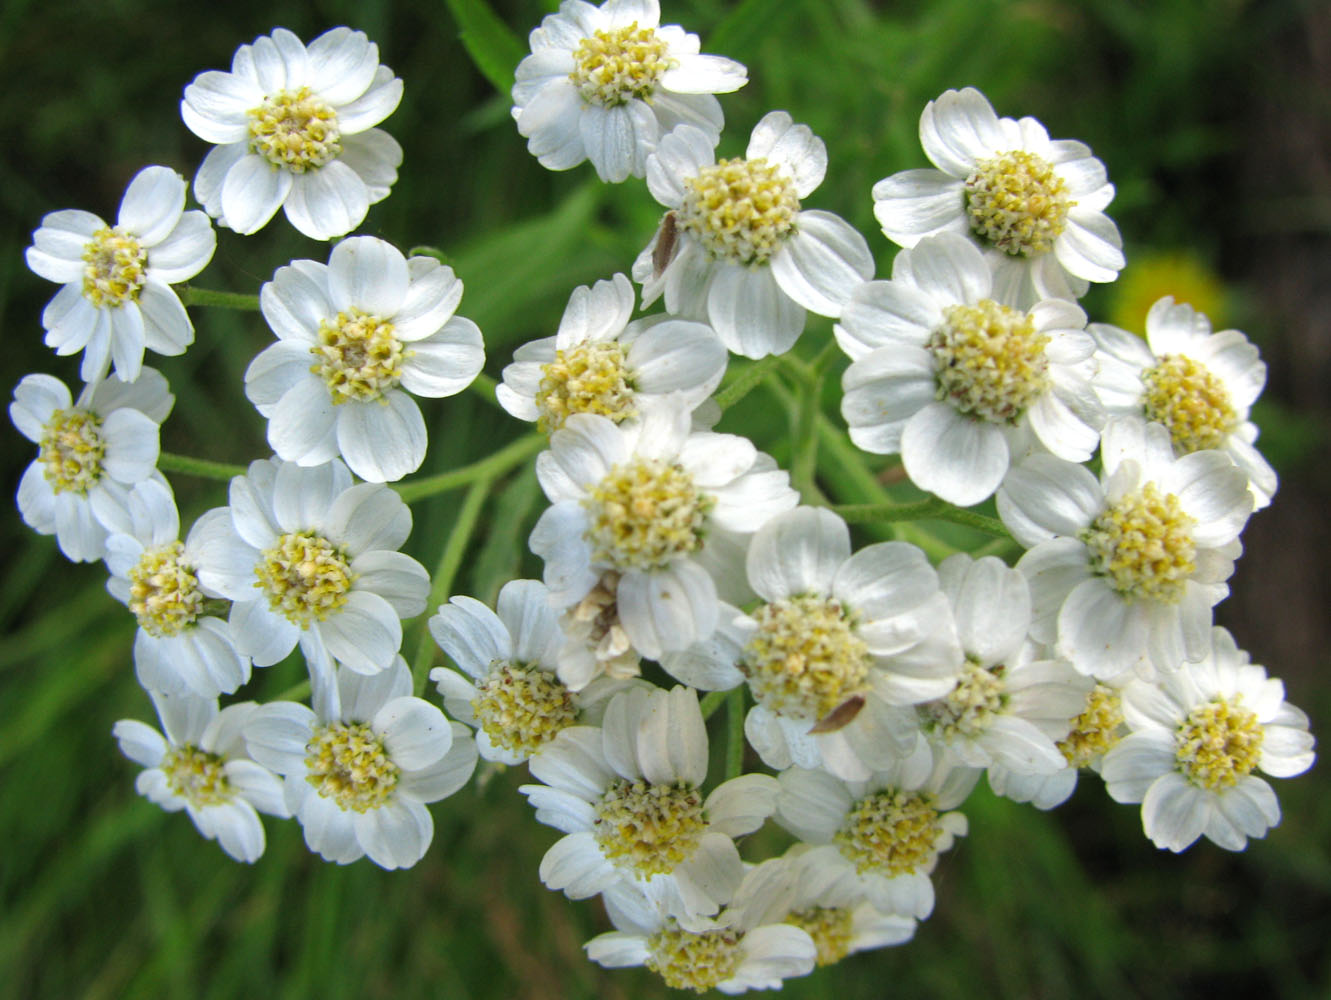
12;4;1314;994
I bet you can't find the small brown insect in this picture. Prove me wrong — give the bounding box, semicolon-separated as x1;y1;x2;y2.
808;694;866;734
651;210;679;279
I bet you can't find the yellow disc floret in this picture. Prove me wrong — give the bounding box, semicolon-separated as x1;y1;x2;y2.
311;309;407;405
254;531;356;626
82;226;148;307
162;744;232;807
920;658;1006;740
535;342;636;433
741;595;871;722
129;541;204;637
786;906;854;966
1082;483;1197;603
248;87;342;172
584;460;709;571
1142;354;1237;454
929;299;1050;423
835;788;943;877
38;407;106;495
964;149;1073;257
569;22;671;106
1059;683;1125;767
471;661;578;757
305;720;400;812
1175;696;1264;790
646;921;744;993
678;157;800;266
593;779;706;878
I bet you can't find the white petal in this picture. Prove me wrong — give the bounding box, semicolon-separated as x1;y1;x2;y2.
354;797;433;870
336;392;427;483
283;163;370;241
220;156;292;235
374;696;452;770
770;211;874;317
745;506;849;601
617;564;718;660
118;166;186;246
746;111;825;197
327;236;409;317
900;402;1010;506
706;264;804;359
319;590;402;674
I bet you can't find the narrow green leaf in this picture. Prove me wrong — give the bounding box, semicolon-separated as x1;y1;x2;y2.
444;0;525;96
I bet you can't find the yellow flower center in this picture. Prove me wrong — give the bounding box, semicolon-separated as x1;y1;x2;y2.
1175;696;1264;790
584;460;709;571
248;86;342;172
535;342;637;433
471;661;578;757
921;659;1006;740
569;22;670;106
38;407;105;495
305;720;400;812
929;299;1050;423
678;157;800;266
1142;354;1237;454
162;744;232;807
741;595;871;722
1083;483;1197;603
129;540;204;638
646;922;744;993
254;531;356;626
835;788;943;877
593;779;706;878
311;309;407;405
1058;683;1125;767
964;149;1073;257
786;906;854;966
82;226;148;307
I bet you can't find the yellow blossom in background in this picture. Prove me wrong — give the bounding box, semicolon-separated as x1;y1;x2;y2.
1108;250;1228;334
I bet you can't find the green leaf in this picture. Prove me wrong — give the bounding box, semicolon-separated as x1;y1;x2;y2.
443;0;525;95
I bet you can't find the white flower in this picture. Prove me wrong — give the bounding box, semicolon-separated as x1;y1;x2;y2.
105;480;250;698
661;506;962;782
429;579;641;764
12;369;172;562
999;417;1254;679
586;857;817;994
773;748;976;919
530;405;798;658
26;165;215;383
519;686;780;925
633;111;875;358
496;272;726;434
513;0;747;183
192;458;429;717
872;87;1124;308
244;658;477;869
182;27;403;240
1091;296;1277;509
113;690;289;863
1101;628;1314;852
838;233;1104;506
245;236;484;482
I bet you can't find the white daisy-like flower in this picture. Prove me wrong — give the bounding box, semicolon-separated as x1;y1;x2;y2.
105;480;250;699
519;686;780;925
25;165;215;383
773;748;977;919
245;236;484;483
12;368;172;562
586;857;817;993
429;579;642;764
113;690;289;863
633;111;875;358
872;87;1124;308
182;27;403;240
1101;627;1314;852
661;506;962;782
496;272;725;434
838;233;1104;506
513;0;748;183
244;658;477;869
1091;296;1277;509
530;405;798;659
998;417;1254;679
917;553;1088;776
192;458;429;718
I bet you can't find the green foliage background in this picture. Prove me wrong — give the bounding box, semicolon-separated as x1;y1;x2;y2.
2;0;1329;997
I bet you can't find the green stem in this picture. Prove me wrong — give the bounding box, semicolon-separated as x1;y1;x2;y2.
714;356;779;411
467;371;502;408
394;433;544;504
274;679;311;703
179;287;261;311
158;452;245;481
833;498;1011;537
700;690;728;720
725;688;746;780
791;363;825;505
411;477;494;694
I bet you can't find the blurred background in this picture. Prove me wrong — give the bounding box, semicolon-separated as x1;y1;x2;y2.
1;0;1328;996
